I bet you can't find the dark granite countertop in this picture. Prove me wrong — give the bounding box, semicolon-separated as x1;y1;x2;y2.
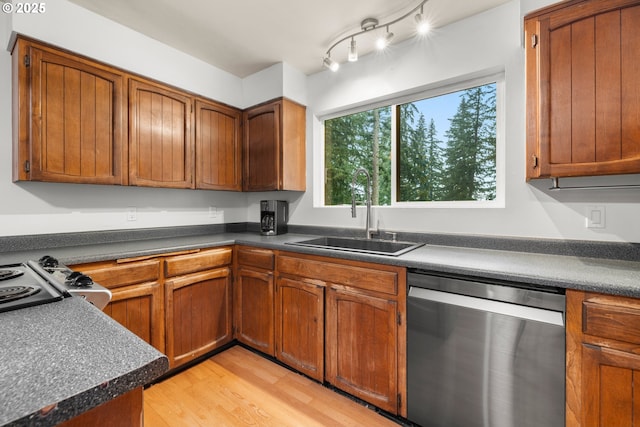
0;297;168;427
1;229;639;297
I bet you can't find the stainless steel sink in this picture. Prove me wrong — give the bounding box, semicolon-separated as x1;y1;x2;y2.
286;236;424;256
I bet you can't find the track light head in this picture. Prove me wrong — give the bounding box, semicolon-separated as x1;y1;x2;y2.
323;56;340;72
348;38;358;62
415;13;430;34
376;28;394;50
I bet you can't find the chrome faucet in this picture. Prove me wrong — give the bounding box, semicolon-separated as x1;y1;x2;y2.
351;167;376;239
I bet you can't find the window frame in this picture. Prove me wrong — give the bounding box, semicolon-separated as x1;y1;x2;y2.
316;71;505;209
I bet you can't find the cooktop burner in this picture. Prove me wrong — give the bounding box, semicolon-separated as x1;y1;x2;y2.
0;269;24;281
0;285;41;302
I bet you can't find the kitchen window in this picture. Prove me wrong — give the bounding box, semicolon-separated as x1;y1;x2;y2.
322;74;503;208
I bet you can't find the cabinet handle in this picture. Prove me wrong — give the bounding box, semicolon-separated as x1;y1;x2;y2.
532;154;538;169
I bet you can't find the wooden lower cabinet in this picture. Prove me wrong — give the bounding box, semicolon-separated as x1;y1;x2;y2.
164;248;233;369
567;289;640;427
58;387;143;427
72;258;164;353
235;266;275;356
275;276;324;381
326;285;399;414
73;247;233;370
275;251;407;417
165;267;232;368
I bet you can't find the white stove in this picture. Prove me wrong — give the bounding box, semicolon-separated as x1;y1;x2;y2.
0;256;111;313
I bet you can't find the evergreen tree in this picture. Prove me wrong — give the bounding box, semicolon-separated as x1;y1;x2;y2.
324;107;391;205
442;84;496;201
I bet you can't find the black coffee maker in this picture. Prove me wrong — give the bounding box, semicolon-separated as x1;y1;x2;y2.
260;200;288;236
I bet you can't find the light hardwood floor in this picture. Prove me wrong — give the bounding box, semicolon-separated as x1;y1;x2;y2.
144;346;400;427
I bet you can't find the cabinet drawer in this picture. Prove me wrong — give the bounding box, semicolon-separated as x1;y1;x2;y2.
277;255;398;295
74;259;160;289
164;247;232;277
583;300;640;345
237;247;274;270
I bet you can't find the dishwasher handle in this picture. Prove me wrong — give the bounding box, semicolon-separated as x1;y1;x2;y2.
409;286;565;327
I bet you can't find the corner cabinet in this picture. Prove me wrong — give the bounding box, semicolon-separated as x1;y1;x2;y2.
243;98;306;191
195;99;242;190
524;0;640;180
128;78;194;189
12;37;127;185
234;246;276;356
566;289;640;426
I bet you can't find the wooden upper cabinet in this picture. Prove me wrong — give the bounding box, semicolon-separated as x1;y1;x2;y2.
129;78;194;188
243;98;306;191
12;37;127;184
195;99;242;190
525;0;640;180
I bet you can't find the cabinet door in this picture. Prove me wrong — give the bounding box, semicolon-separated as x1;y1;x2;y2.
105;282;165;353
525;1;640;179
195;99;242;190
13;38;126;184
243;101;280;191
165;268;232;368
129;78;194;188
235;267;275;356
582;344;640;427
326;286;399;414
276;276;324;381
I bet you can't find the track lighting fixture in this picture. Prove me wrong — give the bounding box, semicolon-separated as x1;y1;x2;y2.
323;0;430;72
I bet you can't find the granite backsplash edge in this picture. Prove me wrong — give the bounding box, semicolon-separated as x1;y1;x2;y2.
1;222;638;262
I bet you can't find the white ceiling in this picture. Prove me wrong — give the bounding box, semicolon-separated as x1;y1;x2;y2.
67;0;511;77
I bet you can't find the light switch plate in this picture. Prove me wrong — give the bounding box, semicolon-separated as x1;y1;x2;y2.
585;206;605;229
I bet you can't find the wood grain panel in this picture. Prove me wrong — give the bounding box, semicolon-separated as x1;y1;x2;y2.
276;277;324;381
549;25;572;165
235;267;275;356
326;286;398;414
277;253;398;295
164;247;232;277
195;99;242;190
15;38;125;184
243;103;278;191
102;282;164;351
165;268;232;368
129;78;193;188
236;246;274;270
60;387;143;427
621;5;640;159
595;11;622;162
583;300;640;345
571;18;596;164
73;259;160;289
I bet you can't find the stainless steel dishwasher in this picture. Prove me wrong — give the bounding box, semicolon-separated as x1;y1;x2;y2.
407;270;565;427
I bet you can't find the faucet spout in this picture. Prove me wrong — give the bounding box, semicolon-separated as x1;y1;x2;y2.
351;168;375;239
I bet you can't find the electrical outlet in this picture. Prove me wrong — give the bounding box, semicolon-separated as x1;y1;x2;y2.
209;207;217;218
127;207;137;221
585;206;605;229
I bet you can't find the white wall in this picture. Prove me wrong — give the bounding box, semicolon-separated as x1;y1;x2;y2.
1;0;639;243
283;0;640;243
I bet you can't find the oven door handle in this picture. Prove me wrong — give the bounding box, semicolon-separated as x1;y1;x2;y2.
408;286;565;327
